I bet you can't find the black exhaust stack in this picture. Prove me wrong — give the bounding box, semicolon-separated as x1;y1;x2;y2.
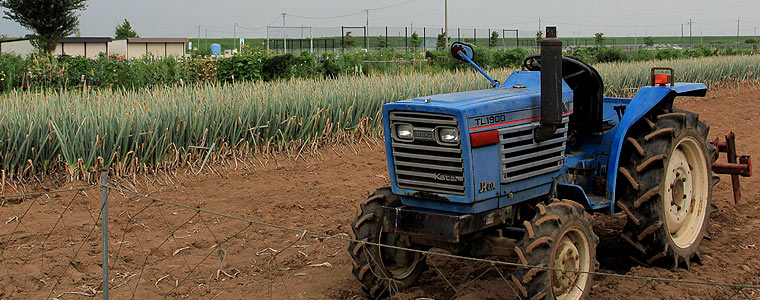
535;26;563;143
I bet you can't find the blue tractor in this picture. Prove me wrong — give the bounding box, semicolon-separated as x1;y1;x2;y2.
348;27;722;299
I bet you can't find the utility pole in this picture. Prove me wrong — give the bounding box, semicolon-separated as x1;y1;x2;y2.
634;31;637;46
444;0;448;46
365;10;369;50
282;13;287;53
681;24;684;45
688;19;693;49
736;18;740;48
537;18;541;47
197;26;201;54
233;23;237;53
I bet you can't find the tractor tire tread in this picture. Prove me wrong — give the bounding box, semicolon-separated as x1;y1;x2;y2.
626;137;647;156
348;187;426;299
512;199;598;300
636;154;667;173
618;167;640;191
616;110;714;268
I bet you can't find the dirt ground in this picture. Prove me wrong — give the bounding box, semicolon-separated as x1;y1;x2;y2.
1;85;759;300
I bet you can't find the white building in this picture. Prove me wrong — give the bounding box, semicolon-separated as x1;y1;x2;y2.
0;37;187;59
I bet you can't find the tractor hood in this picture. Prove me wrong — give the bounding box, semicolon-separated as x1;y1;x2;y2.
381;71;574;214
383;71;574;131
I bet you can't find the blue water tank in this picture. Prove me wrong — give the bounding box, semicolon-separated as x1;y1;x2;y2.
210;44;222;56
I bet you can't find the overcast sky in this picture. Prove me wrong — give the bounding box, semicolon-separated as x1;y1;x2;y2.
2;0;760;39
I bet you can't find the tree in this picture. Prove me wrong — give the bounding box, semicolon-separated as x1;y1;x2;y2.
489;31;499;47
410;31;421;50
377;35;387;48
747;39;758;51
594;32;605;46
535;30;543;46
436;33;446;50
115;19;138;39
1;0;88;54
343;31;355;48
643;36;655;47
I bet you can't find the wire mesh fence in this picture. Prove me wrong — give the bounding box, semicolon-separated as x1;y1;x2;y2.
263;26;527;53
1;173;758;299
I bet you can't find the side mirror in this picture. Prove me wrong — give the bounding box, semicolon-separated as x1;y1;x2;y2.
450;42;474;62
450;41;500;88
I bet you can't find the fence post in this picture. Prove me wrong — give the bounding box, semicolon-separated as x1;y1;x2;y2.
101;171;109;300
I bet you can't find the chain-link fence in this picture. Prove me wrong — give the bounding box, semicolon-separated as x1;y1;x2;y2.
1;174;758;299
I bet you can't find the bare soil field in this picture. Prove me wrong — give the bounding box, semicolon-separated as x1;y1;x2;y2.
1;85;759;299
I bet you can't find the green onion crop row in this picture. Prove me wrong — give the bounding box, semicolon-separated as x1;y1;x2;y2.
1;55;759;181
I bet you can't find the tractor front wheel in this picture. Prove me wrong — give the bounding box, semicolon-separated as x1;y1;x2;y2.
512;199;599;300
348;187;427;299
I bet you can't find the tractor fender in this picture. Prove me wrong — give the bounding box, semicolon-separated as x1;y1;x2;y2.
604;83;707;214
556;183;593;209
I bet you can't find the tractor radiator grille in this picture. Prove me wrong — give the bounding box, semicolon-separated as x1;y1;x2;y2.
499;117;569;183
389;111;464;196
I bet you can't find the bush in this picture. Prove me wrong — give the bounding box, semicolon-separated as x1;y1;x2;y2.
685;46;713;58
567;47;597;64
655;48;684;60
493;48;528;68
291;52;318;79
217;54;263;82
630;49;657;62
25;54;67;90
0;53;25;92
594;47;628;63
318;53;342;78
424;47;524;71
0;45;757;93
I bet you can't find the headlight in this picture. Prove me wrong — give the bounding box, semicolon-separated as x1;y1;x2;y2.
395;124;413;140
438;127;459;144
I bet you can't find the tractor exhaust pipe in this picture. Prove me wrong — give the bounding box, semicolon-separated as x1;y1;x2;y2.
535;26;563;143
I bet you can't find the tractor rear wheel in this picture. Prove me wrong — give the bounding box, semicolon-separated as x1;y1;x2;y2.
617;110;717;268
512;199;599;300
348;187;427;299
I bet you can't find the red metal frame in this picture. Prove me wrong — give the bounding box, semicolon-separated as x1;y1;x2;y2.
710;131;752;204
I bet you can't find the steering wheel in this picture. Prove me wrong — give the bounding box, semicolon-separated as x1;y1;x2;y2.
522;55;542;71
521;55;597;90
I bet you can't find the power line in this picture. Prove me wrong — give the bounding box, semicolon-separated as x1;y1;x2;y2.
463;2;760;20
237;16;282;31
287;0;416;20
548;20;682;28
